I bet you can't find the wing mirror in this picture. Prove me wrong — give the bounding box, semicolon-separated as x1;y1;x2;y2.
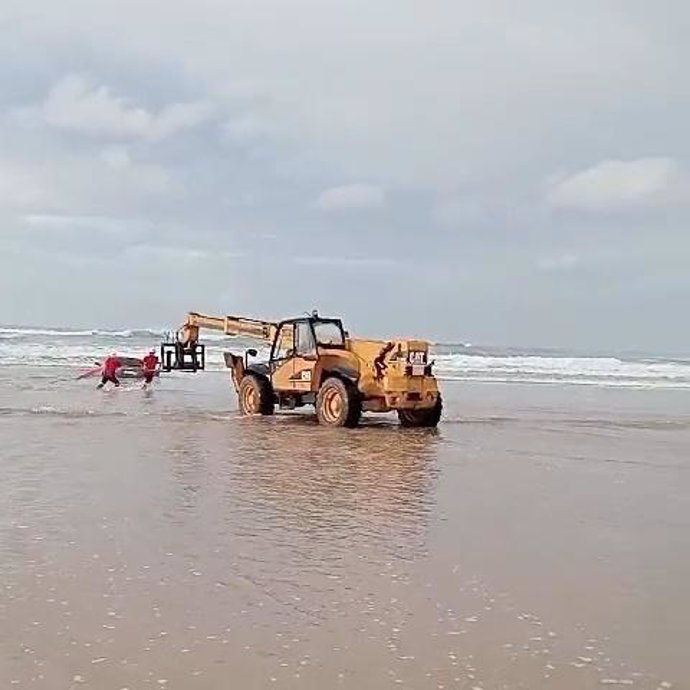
245;348;258;368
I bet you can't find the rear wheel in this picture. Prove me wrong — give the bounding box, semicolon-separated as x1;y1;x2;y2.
316;377;361;428
397;395;443;428
238;374;274;416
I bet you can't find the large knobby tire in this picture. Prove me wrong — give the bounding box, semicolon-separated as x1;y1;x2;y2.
238;374;274;416
316;376;361;428
397;394;443;428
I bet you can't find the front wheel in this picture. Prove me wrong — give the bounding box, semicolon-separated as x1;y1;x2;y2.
316;377;361;428
397;395;443;428
238;374;275;416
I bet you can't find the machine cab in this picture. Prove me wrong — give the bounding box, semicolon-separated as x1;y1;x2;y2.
269;316;346;392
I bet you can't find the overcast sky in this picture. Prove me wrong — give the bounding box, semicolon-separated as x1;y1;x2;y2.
1;1;688;350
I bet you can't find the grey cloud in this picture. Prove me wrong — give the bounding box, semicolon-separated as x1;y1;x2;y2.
536;253;580;273
431;197;491;230
0;152;173;215
123;245;246;263
314;184;386;212
1;1;690;350
14;74;216;141
292;255;399;268
546;158;690;211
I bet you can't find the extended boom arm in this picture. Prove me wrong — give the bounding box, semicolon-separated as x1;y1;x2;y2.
177;311;280;346
161;311;286;373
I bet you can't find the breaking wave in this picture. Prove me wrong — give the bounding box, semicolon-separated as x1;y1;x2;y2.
432;353;690;388
0;327;164;339
2;325;690;390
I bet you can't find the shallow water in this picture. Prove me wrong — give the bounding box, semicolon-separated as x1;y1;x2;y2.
1;368;689;689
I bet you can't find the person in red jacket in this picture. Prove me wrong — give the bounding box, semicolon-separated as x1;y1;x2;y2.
141;349;159;388
97;352;121;389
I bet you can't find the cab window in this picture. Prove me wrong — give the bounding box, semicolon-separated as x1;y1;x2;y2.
295;322;316;357
313;321;344;346
272;323;294;360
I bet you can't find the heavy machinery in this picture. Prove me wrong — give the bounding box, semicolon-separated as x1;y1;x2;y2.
161;310;442;428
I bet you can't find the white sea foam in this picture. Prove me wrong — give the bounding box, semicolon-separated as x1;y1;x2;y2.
0;326;256;342
432;354;690;389
0;327;161;338
2;327;689;389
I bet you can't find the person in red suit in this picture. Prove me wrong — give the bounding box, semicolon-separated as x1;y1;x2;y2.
142;349;159;388
97;353;121;389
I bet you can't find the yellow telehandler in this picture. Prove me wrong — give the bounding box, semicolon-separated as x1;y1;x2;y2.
161;310;442;428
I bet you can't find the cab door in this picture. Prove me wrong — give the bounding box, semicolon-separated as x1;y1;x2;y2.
269;322;296;391
291;321;318;392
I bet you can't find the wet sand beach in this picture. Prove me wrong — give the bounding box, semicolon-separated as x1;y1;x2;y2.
1;367;688;689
